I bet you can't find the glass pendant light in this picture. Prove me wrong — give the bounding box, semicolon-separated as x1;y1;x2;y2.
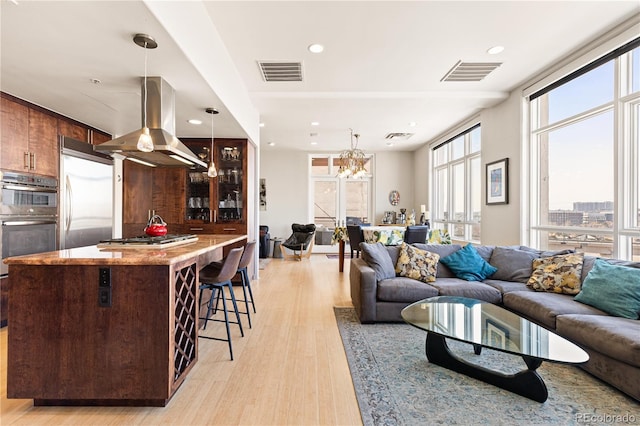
206;108;219;177
134;34;156;152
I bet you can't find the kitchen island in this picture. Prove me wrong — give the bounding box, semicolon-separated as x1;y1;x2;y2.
4;234;246;407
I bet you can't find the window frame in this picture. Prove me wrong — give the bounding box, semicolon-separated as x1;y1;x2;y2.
431;124;482;243
526;41;640;261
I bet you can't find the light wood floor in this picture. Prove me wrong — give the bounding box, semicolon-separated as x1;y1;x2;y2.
0;255;362;425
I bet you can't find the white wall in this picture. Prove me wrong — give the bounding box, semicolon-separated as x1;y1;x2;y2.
259;150;416;239
372;151;416;223
479;94;522;245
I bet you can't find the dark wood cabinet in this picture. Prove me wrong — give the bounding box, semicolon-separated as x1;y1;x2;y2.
182;138;248;236
122;161;186;237
0;96;58;178
91;131;111;145
1;96;30;173
28;108;59;178
57;119;89;142
2;93;109;179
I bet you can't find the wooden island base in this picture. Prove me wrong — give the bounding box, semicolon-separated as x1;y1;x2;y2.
5;234;246;406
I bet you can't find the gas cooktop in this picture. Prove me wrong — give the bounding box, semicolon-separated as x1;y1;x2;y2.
98;234;198;248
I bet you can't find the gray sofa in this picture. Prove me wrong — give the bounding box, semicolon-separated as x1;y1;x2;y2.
349;242;640;401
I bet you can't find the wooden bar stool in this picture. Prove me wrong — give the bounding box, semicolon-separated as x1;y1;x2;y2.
198;247;244;360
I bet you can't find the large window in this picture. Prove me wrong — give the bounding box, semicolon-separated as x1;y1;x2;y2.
529;41;640;260
310;155;373;234
432;125;481;242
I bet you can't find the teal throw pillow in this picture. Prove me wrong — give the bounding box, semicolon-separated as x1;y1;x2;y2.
574;259;640;319
439;244;498;281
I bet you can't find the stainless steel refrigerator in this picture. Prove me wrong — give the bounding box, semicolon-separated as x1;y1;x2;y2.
60;136;113;249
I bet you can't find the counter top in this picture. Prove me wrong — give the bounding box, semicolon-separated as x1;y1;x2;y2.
3;234;246;266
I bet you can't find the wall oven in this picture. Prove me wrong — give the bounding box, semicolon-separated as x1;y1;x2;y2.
1;171;58;278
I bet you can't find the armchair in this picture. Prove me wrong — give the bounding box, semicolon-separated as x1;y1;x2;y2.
404;225;430;244
282;223;316;261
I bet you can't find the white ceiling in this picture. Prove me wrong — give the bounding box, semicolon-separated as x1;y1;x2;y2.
1;1;638;153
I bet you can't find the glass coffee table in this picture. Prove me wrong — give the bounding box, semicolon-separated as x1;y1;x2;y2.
401;296;589;402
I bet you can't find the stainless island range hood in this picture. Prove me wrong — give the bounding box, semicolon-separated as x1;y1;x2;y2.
94;76;206;168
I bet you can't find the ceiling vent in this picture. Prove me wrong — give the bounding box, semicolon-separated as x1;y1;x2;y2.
441;60;502;82
385;132;414;140
258;61;303;82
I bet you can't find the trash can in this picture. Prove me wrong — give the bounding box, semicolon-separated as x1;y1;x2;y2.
272;238;284;259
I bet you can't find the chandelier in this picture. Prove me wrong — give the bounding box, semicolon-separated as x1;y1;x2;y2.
337;129;368;179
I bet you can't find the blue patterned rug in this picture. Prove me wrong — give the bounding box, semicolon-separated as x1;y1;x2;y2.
334;307;639;426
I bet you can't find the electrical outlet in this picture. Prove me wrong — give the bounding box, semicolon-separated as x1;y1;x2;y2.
98;267;111;307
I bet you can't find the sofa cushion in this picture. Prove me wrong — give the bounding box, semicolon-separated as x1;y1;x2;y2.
502;291;607;329
556;314;640;368
574;259;640;319
482;279;532;294
413;244;462;278
489;246;539;283
439;244;498;281
395;243;439;283
430;277;502;304
581;256;640;282
360;242;395;281
527;252;584;295
377;277;439;303
474;245;495;262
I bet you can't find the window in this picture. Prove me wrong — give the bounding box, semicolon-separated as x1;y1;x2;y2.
529;41;640;260
432;125;481;242
310;154;373;241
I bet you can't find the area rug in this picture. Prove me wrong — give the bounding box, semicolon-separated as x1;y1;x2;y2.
334;307;638;426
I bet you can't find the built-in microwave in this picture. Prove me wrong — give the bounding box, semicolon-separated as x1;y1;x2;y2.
0;171;57;216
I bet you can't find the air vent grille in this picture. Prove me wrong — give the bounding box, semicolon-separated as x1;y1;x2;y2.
258;61;303;82
441;61;502;82
385;132;414;140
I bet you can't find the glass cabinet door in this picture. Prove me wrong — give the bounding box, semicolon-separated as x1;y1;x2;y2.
216;141;244;223
184;142;212;223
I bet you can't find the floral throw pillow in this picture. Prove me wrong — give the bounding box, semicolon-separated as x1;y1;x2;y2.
527;252;584;294
395;243;440;283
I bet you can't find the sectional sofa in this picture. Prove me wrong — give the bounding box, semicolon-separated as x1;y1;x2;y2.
349;242;640;401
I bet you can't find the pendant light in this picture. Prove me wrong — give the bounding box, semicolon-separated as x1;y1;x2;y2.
133;33;157;152
205;108;219;177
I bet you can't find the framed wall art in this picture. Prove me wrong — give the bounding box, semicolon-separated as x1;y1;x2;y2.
486;158;509;205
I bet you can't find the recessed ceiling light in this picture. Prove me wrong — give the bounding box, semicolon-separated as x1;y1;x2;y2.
259;122;265;127
268;142;275;146
408;121;417;127
386;142;394;147
487;46;504;55
308;43;324;53
188;119;202;125
311;121;320;126
310;141;318;145
89;78;101;85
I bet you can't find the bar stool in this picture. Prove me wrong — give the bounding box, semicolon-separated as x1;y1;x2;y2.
198;247;244;360
211;241;257;328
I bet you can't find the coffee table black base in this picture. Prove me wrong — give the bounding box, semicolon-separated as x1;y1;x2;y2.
426;333;548;403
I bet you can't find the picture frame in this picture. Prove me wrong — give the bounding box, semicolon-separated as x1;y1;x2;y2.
486;319;510;349
486;158;509;205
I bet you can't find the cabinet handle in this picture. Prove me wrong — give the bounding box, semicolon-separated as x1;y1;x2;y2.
214;210;217;223
223;228;236;232
23;152;30;169
30;152;36;170
190;227;204;231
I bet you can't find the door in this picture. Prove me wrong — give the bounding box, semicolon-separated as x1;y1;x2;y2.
60;155;113;249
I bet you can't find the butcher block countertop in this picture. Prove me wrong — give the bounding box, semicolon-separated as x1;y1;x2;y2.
3;234;246;266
